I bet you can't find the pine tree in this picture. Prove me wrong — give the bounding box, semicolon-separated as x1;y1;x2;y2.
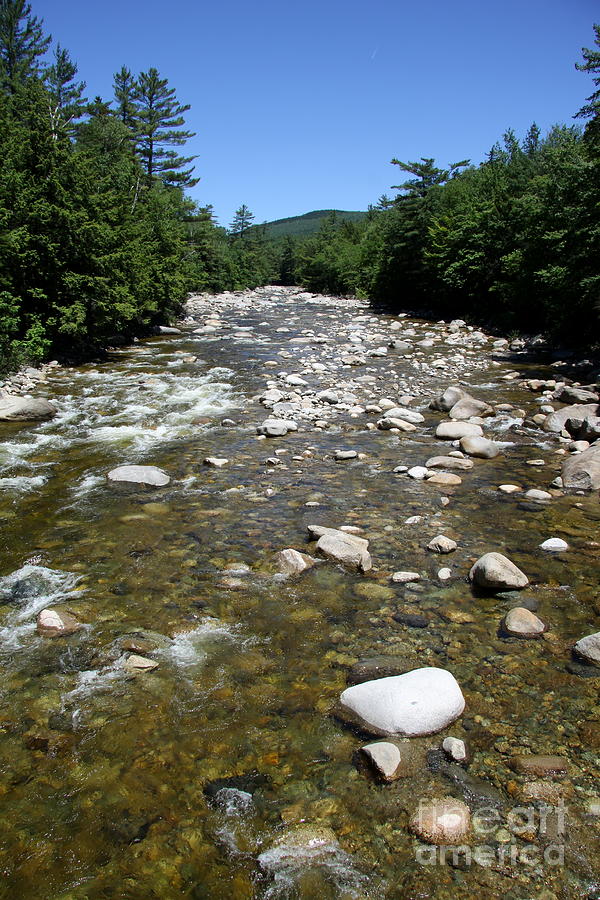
229;204;254;238
575;23;600;147
113;65;138;130
133;67;198;187
0;0;50;94
45;44;87;138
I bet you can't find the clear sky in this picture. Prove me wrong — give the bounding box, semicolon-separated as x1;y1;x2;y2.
37;0;597;227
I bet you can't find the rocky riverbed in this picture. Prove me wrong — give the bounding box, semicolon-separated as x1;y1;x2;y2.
0;285;599;899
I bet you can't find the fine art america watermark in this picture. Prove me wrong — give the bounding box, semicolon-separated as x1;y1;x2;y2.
414;799;566;868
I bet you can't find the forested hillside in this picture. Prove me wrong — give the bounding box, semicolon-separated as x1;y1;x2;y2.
251;210;366;240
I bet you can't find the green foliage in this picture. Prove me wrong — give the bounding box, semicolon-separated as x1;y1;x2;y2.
132;67;198;188
0;2;268;371
575;23;600;148
0;0;50;94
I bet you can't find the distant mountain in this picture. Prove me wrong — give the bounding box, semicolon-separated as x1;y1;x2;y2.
251;209;367;240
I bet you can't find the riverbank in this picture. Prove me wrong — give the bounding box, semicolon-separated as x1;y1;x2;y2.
0;285;599;899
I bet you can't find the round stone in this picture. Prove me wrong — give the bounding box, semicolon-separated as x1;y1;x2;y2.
539;538;568;552
502;607;546;638
337;667;465;737
409;797;471;844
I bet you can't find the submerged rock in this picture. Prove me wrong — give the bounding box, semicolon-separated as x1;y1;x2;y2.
409;797;471;845
469;552;528;591
335;667;465;737
123;654;159;672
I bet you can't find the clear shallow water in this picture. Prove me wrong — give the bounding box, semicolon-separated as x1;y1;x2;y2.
0;291;599;899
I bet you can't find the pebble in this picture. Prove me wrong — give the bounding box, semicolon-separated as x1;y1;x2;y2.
407;466;430;479
442;736;469;764
204;457;229;467
437;568;452;580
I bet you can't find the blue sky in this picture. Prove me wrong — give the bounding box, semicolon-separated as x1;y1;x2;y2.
37;0;597;227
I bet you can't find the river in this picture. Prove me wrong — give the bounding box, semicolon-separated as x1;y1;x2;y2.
0;286;598;899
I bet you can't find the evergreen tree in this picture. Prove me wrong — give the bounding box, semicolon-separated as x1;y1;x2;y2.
0;0;50;94
113;65;138;130
133;67;198;187
45;43;87;138
575;23;600;148
229;204;255;238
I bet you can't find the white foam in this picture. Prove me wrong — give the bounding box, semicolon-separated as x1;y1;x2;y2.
164;619;243;667
0;474;48;493
0;565;82;650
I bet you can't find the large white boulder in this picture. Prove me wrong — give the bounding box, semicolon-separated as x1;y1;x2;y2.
337;667;465;737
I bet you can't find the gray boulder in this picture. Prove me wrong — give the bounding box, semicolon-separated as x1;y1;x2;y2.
459;436;502;459
555;385;599;404
425;455;474;471
562;444;600;491
257;419;290;437
543;403;599;434
0;395;57;421
311;526;372;572
430;385;467;412
469;552;528;591
107;465;170;487
435;421;483;440
275;549;317;575
449;396;494;420
336;667;465;737
384;407;425;424
574;632;600;667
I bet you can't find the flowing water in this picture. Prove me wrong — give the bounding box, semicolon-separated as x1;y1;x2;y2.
0;287;599;900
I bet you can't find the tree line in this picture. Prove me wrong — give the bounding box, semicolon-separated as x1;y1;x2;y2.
0;0;281;372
